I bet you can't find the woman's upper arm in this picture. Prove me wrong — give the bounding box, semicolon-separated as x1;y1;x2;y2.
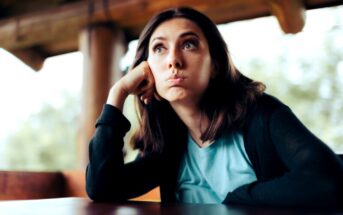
269;106;343;173
224;105;343;208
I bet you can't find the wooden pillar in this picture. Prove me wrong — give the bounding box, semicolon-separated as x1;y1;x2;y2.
78;23;127;168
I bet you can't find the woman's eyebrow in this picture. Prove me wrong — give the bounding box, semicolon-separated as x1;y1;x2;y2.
151;36;166;43
151;31;200;43
179;31;200;39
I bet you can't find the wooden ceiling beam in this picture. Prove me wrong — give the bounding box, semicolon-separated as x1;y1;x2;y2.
10;48;46;71
0;0;341;71
0;0;89;51
0;0;340;52
269;0;306;34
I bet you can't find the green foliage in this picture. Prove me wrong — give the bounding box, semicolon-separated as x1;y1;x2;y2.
241;29;343;152
3;92;80;171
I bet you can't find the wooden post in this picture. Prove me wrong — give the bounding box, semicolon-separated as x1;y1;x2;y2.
78;23;127;168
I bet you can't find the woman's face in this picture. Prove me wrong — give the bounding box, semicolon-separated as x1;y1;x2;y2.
147;18;212;105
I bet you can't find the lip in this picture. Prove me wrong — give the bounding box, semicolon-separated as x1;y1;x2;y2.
167;75;186;85
168;77;185;85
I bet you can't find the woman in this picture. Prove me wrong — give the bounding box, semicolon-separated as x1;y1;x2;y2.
86;7;343;208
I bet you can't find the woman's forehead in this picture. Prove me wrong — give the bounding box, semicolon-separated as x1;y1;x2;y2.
149;18;205;41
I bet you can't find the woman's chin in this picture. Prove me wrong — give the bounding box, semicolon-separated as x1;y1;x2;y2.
165;94;201;106
164;92;188;103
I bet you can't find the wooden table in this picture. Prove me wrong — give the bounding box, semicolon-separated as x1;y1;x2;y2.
0;197;342;215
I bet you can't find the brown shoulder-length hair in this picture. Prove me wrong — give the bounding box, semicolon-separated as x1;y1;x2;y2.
130;7;265;154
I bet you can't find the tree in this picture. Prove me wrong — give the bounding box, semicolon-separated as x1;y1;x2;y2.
3;92;80;170
241;26;343;152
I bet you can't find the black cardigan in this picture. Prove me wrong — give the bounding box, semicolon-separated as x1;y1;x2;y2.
86;94;343;208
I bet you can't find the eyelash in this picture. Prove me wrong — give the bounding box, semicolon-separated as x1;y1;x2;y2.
182;39;198;50
152;44;164;53
152;38;199;53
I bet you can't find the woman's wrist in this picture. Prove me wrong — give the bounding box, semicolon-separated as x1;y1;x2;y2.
106;81;128;111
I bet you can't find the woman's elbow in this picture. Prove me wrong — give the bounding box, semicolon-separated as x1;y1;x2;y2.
317;175;343;208
86;186;122;202
86;184;105;201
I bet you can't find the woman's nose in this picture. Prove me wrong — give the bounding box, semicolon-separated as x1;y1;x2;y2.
167;48;183;70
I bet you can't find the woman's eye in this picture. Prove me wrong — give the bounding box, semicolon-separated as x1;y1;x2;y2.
183;40;198;50
153;44;165;53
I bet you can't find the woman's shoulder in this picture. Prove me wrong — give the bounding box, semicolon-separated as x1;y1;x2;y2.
246;93;290;121
241;93;293;139
254;93;289;112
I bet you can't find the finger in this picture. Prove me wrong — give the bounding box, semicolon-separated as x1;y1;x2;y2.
143;62;163;102
125;61;151;93
142;65;155;89
139;85;156;105
139;95;150;105
135;61;159;105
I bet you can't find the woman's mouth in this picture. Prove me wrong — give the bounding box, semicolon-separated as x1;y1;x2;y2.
167;76;185;85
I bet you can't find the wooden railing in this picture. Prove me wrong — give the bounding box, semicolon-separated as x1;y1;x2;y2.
0;170;160;201
0;171;86;200
3;154;342;201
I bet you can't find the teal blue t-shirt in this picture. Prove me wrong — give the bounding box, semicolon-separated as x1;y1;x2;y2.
175;130;257;204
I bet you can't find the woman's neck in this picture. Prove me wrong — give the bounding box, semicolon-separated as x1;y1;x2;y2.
170;102;212;148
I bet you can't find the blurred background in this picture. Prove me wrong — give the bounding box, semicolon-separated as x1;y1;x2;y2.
0;4;342;171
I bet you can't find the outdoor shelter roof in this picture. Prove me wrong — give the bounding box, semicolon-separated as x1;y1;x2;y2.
0;0;341;70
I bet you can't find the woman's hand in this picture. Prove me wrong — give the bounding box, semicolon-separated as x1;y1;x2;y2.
106;61;156;111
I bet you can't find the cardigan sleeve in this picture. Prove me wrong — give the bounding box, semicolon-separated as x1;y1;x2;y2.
86;104;161;201
224;106;343;208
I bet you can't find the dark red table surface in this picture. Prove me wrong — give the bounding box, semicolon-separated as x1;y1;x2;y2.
0;197;342;215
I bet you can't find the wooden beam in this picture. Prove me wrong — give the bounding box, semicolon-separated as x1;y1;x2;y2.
0;0;341;62
0;2;87;51
269;0;306;34
0;0;341;52
11;48;46;71
0;0;286;51
0;0;274;51
41;35;78;56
